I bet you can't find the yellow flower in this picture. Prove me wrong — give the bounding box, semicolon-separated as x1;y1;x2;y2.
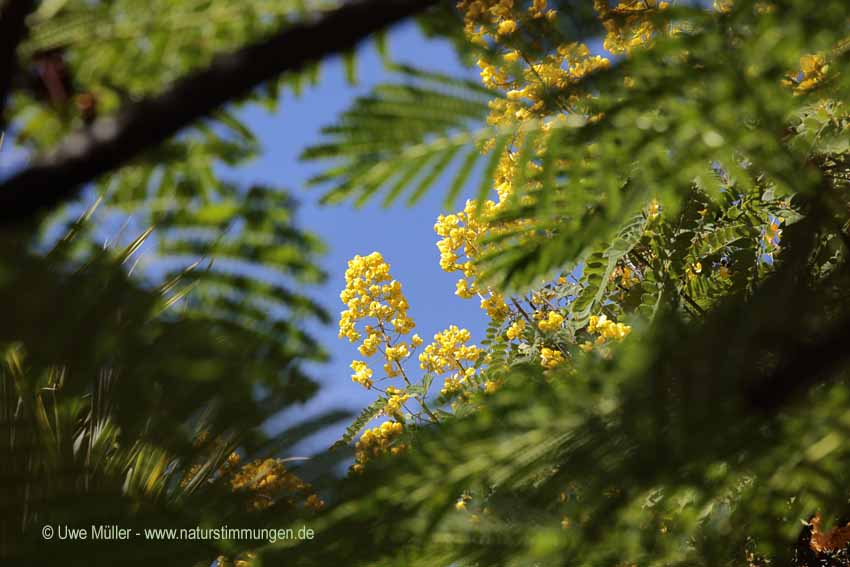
455;493;471;511
540;347;565;369
419;325;481;374
455;278;477;298
528;0;547;17
353;421;404;471
481;292;510;320
357;332;381;357
647;198;661;219
506;319;526;340
796;53;829;92
686;262;702;279
350;360;373;389
385;342;410;362
229;458;314;511
338;252;416;364
503;50;520;63
441;376;463;396
305;494;325;511
588;315;631;342
383;361;400;378
385;392;412;417
538;310;564;332
497;19;517;35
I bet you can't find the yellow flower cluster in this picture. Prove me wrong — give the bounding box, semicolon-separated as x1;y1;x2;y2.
505;318;526;340
612;265;640;290
352;421;405;473
417;326;481;398
540;346;565;369
440;376;462;396
350;360;373;389
686;261;702;280
434;156;528;336
435;199;511;323
339;252;414;343
432;170;527;325
484;44;610;126
497;19;516;35
457;0;558;49
434;201;488;277
537;310;564;332
446;0;615;338
589;314;632;340
384;386;412;418
229;458;323;512
444;0;623;346
579;314;632;352
339;252;419;389
793;54;830;93
593;0;670;55
420;325;482;375
440;369;477;397
185;433;324;515
480;291;510;320
305;494;325;511
647;198;661;219
338;253;477;467
455;493;472;511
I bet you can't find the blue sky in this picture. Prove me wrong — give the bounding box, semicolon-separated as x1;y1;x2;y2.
227;22;488;454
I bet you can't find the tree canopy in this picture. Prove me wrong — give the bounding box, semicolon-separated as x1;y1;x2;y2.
3;0;850;566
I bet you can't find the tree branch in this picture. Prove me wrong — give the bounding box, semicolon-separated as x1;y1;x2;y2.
0;0;36;130
0;0;438;223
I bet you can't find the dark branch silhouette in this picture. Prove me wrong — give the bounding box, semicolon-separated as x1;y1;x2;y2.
0;0;36;129
0;0;438;223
